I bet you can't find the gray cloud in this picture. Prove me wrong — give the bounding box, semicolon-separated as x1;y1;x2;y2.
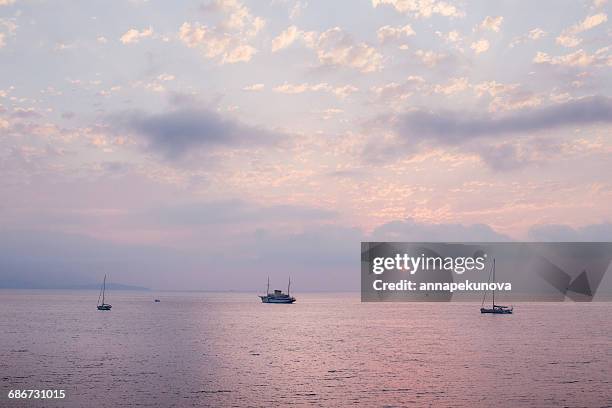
145;200;338;226
395;96;612;144
114;108;282;160
100;161;133;174
11;109;43;119
477;143;527;171
528;222;612;241
363;96;611;170
392;96;612;144
370;219;511;242
1;196;339;240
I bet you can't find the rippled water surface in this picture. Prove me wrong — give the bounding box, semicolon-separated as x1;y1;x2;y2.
1;290;611;407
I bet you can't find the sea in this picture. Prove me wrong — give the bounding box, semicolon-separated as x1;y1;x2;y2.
1;290;611;407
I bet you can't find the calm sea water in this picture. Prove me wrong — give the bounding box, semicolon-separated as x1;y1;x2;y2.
1;290;611;407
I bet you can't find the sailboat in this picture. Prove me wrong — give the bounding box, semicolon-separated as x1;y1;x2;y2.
480;259;512;314
97;274;112;311
259;277;296;304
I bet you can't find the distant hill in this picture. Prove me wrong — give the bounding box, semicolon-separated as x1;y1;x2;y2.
66;283;150;291
0;280;150;291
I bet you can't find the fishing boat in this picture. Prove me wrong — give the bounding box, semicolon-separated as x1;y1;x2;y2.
480;259;513;314
259;277;296;304
96;274;112;311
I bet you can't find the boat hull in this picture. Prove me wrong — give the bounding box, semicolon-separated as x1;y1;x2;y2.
480;307;512;314
259;296;295;304
97;304;112;310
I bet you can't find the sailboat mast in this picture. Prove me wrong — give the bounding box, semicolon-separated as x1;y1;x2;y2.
266;276;269;295
102;274;106;304
492;259;495;306
482;260;492;307
288;277;291;296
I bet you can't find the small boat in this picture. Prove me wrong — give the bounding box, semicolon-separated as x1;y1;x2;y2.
154;299;161;303
480;259;513;314
96;274;112;311
259;277;296;304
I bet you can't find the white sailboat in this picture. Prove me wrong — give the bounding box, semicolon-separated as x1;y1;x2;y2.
97;274;112;311
480;259;512;314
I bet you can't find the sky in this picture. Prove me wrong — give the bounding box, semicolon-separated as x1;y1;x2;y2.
0;0;611;290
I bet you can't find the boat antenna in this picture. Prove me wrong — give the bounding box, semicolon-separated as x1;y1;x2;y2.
492;259;496;307
97;277;103;306
102;274;106;305
482;258;494;307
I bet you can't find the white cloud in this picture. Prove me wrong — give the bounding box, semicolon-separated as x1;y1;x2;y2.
556;13;608;48
273;82;358;98
209;0;265;35
509;28;546;48
0;0;16;5
178;0;264;64
577;13;608;30
548;91;573;103
534;48;610;67
377;24;415;43
371;76;425;101
131;80;167;93
97;36;108;44
222;44;256;63
289;1;307;20
147;83;164;92
311;27;383;73
54;42;76;51
436;30;461;43
272;25;299;52
157;74;175;81
318;108;343;120
415;49;446;67
470;39;490;54
0;17;18;48
593;0;607;8
243;83;264;91
556;35;581;48
178;22;232;58
479;16;503;32
489;93;542;112
0;18;16;35
178;22;256;64
332;85;358;98
371;0;464;18
528;28;546;40
120;27;153;44
473;81;519;98
434;30;464;53
434;77;469;95
271;26;383;72
371;82;409;100
98;85;122;97
222;0;251;29
474;81;544;112
273;82;311;94
178;23;209;49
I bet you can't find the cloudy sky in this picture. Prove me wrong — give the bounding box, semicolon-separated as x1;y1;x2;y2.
1;0;611;290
